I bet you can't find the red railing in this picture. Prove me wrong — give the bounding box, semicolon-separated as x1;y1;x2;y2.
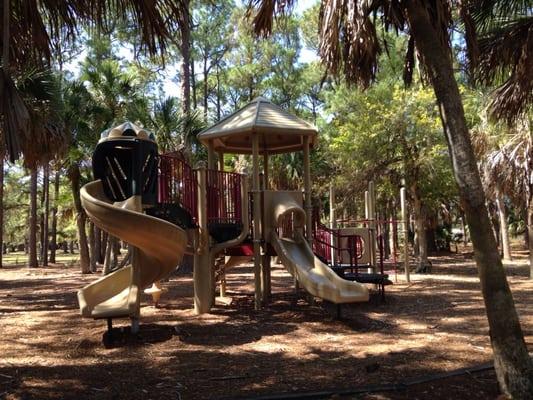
312;222;364;266
206;169;242;225
158;153;198;222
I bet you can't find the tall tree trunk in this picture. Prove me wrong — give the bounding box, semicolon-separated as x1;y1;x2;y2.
179;0;191;116
42;164;49;266
496;189;512;261
407;3;533;397
28;168;38;268
1;0;9;269
50;169;60;263
0;156;3;268
216;64;221;121
68;163;91;274
203;55;209;120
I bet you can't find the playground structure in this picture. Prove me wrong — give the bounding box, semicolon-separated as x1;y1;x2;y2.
77;97;404;333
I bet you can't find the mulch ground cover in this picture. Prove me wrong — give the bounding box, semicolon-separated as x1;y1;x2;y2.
1;246;531;399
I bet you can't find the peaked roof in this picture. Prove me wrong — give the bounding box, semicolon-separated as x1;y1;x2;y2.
198;97;317;154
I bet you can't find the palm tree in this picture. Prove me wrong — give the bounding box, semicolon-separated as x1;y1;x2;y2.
151;96;183;152
249;1;533;397
0;0;188;163
484;125;532;268
8;69;68;268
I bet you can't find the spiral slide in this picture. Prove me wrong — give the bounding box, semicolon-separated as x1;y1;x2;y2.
268;194;369;304
77;180;187;320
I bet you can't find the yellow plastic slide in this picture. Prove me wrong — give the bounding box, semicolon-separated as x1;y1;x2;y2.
268;194;369;304
77;180;187;320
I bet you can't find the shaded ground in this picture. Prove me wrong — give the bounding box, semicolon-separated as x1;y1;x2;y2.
1;246;532;400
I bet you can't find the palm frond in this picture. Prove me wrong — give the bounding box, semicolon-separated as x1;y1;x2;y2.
319;0;381;87
1;0;186;66
469;0;531;31
469;2;532;123
247;0;296;37
0;72;31;162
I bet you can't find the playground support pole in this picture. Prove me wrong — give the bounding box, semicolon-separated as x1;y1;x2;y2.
252;133;262;310
129;195;142;333
207;140;215;169
400;187;410;282
194;163;213;314
263;153;269;190
329;184;336;266
303;136;312;245
261;154;272;301
365;191;370;221
217;151;227;298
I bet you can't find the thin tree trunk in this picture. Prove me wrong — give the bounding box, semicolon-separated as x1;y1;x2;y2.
216;65;221;121
0;156;3;268
28;168;38;268
203;55;209;120
42;165;49;266
94;226;101;268
112;238;119;268
88;222;97;272
191;54;197;109
68;163;90;274
100;231;108;264
50;169;60;263
411;185;429;272
460;209;468;245
407;3;533;397
103;235;116;274
526;196;533;279
179;0;191;116
496;190;512;261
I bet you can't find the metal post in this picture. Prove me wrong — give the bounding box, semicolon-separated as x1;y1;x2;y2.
252;134;262;310
400;187;410;282
368;181;377;272
329;184;336;266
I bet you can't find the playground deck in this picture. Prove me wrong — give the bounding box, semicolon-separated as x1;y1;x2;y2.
1;246;532;400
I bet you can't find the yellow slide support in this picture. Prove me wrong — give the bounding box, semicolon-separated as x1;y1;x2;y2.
77;180;187;320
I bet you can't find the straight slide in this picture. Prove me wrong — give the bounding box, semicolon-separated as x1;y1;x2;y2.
77;180;187;319
267;193;369;304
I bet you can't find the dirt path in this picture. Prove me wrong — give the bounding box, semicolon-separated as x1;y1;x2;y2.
1;249;531;399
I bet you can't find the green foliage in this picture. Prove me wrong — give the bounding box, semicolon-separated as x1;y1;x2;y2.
323;80;457;215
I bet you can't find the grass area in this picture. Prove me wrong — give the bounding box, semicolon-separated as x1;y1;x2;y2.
2;251;80;266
